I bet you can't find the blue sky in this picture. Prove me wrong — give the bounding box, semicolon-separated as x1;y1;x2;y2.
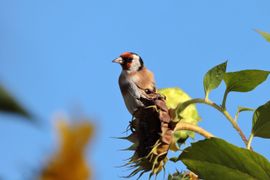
0;0;270;179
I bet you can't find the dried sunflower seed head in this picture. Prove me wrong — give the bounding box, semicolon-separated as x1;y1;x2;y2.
122;95;173;178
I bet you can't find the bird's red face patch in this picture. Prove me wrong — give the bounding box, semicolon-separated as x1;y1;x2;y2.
120;52;133;70
120;52;133;59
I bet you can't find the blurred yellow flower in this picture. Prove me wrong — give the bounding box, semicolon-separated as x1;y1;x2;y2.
40;120;94;180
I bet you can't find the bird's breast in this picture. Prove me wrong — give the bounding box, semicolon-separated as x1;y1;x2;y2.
118;72;144;114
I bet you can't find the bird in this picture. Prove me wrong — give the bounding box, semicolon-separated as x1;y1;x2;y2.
113;52;173;174
112;52;157;115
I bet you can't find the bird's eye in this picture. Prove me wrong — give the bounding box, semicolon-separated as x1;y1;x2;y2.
145;89;152;94
126;57;133;62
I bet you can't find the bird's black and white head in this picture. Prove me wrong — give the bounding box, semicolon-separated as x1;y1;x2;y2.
112;52;144;72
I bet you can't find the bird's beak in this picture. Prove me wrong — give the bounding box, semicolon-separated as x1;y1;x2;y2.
112;57;123;64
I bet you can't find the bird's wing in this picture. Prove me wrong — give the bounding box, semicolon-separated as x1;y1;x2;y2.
133;67;156;94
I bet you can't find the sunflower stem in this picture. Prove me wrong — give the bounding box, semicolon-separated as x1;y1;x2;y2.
247;133;254;150
174;122;214;139
221;89;229;109
176;98;251;149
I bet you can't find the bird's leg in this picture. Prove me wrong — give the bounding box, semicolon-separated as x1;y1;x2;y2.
130;115;137;133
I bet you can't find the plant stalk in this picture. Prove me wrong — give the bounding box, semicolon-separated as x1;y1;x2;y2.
174;122;214;139
177;98;251;148
221;89;229;109
247;133;254;150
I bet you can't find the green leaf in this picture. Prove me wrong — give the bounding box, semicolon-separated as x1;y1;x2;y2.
169;157;179;163
252;101;270;138
203;61;227;98
168;174;173;180
0;86;30;118
237;106;254;113
224;70;269;92
256;30;270;43
179;138;270;180
234;106;254;122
